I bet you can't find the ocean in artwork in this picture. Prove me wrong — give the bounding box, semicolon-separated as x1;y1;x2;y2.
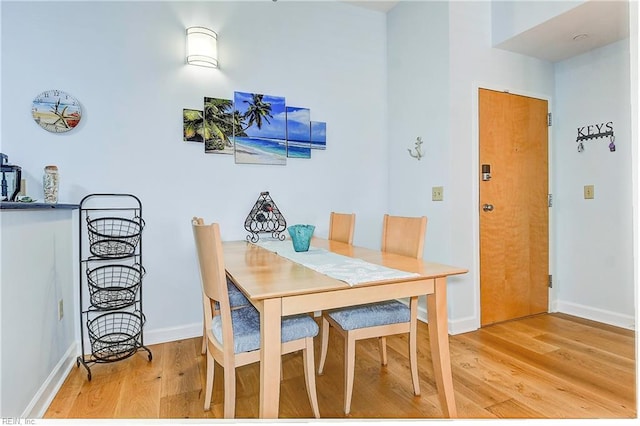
286;141;312;159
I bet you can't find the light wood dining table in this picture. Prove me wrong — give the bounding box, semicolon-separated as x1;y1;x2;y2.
222;237;468;418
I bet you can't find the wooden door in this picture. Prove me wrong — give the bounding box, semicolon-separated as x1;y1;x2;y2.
479;88;549;326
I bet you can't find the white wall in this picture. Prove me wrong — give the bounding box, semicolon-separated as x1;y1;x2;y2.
553;39;634;328
0;0;387;416
1;210;77;417
387;1;634;333
1;0;387;339
387;1;451;319
387;1;555;333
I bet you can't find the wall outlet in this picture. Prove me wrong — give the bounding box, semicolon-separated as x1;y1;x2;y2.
584;185;595;199
58;299;64;321
432;186;444;201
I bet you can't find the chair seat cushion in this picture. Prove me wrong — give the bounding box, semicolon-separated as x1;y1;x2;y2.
213;278;250;310
327;300;410;331
226;277;250;307
212;306;319;354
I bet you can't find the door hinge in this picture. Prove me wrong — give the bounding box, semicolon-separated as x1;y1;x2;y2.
548;194;553;207
548;275;553;288
548;113;552;127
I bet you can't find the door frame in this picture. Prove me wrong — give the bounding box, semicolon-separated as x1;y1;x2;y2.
471;82;556;328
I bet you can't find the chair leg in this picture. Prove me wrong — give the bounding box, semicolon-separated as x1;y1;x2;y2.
302;337;321;418
344;333;356;415
318;316;330;375
409;296;421;396
201;323;207;355
223;361;236;419
378;336;388;366
204;350;214;411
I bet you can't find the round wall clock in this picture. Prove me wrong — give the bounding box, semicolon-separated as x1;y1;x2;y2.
32;90;82;133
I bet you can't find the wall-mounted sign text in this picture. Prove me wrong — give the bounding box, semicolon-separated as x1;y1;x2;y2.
576;121;615;152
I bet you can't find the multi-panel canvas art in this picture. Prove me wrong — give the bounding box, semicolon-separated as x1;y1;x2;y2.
183;109;203;142
233;92;287;165
310;121;327;150
183;91;326;165
286;106;311;159
204;97;234;155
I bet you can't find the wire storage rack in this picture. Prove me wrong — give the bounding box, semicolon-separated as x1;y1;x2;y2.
77;194;152;380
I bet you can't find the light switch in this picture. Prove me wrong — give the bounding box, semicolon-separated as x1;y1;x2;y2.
432;186;444;201
584;185;594;199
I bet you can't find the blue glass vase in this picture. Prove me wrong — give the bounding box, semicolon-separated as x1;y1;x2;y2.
288;224;315;252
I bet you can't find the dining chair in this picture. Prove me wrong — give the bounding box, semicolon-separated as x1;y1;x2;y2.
191;217;320;418
328;212;356;244
317;214;427;415
200;276;250;355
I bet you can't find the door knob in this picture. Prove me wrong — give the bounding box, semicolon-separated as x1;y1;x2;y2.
482;204;494;212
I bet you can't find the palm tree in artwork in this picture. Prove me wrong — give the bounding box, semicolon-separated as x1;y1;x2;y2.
242;94;273;131
204;98;234;150
183;109;204;142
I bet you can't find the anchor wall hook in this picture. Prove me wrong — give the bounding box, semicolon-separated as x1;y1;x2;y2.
408;137;424;160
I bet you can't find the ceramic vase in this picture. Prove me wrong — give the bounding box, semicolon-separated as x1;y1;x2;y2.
43;165;59;204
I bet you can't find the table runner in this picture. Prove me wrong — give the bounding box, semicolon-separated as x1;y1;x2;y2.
254;239;420;286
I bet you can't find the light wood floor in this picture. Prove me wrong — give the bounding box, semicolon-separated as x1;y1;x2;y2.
44;313;636;419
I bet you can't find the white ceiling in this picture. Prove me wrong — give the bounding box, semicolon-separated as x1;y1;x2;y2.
345;1;630;63
494;0;630;62
342;1;399;13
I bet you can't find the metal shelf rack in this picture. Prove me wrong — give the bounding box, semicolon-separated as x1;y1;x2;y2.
76;193;152;380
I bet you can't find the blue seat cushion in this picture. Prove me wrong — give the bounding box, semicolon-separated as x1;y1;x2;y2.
213;277;250;310
226;277;250;307
212;306;319;354
327;300;410;331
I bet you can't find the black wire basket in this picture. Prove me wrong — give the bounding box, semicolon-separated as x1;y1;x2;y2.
87;311;145;362
87;264;145;310
87;216;145;258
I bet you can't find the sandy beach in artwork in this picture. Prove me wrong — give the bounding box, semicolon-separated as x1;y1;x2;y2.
234;139;286;165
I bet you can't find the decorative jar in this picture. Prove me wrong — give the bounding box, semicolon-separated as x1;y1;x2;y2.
43;165;59;203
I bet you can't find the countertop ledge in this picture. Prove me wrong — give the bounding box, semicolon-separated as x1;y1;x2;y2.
1;202;79;210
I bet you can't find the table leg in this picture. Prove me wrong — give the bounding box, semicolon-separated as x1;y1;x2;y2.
426;276;457;417
259;298;282;418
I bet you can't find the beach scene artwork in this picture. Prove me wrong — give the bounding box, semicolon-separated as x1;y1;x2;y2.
310;121;327;150
204;97;235;154
286;106;311;159
183;90;326;164
233;91;287;165
183;109;204;142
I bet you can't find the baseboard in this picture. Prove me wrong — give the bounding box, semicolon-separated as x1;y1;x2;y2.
554;300;635;330
416;305;479;335
141;301;633;349
24;342;78;418
143;322;202;346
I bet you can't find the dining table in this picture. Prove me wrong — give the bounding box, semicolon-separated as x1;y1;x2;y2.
221;236;468;418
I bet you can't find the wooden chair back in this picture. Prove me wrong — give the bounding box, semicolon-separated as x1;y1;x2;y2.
381;214;427;259
191;217;234;358
329;212;356;244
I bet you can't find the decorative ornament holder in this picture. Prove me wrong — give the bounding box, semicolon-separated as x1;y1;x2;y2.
244;191;287;242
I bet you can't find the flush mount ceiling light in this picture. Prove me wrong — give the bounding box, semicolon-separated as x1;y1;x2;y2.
186;26;218;68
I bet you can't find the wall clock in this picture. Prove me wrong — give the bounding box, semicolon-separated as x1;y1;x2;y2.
32;90;82;133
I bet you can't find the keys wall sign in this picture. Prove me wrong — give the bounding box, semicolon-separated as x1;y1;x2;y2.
576;121;615;152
